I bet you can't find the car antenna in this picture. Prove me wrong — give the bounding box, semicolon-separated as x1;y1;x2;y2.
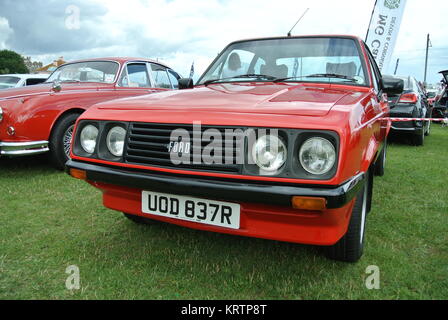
287;8;309;37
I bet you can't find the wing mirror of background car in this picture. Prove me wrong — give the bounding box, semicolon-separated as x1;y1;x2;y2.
178;78;194;90
51;81;62;93
382;76;404;96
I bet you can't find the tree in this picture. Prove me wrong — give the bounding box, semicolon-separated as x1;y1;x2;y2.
0;50;29;74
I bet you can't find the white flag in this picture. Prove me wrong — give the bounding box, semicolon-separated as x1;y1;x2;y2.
365;0;407;72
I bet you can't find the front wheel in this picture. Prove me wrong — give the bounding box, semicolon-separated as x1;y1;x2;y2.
49;113;80;170
412;128;425;146
425;120;431;136
325;172;370;262
374;140;387;177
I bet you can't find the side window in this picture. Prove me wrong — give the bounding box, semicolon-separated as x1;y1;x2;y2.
364;44;381;92
369;60;380;92
120;63;150;88
167;70;180;89
150;64;172;89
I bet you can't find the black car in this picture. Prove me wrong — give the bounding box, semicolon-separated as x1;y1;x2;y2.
386;75;432;146
432;70;448;119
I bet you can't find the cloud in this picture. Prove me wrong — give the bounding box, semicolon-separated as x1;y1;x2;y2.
0;17;13;50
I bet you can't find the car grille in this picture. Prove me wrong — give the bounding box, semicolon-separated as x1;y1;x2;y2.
125;122;244;173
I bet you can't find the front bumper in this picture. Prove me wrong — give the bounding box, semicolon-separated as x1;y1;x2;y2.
66;160;366;246
0;140;49;157
65;160;365;210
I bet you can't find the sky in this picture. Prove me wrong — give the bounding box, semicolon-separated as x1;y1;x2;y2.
0;0;446;84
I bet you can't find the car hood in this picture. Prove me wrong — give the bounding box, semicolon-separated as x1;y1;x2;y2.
96;83;368;117
0;82;112;100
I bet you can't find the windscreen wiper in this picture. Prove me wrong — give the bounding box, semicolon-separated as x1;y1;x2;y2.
203;74;277;86
274;74;357;83
305;73;357;82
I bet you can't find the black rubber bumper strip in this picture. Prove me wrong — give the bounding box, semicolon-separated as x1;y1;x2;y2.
66;160;365;209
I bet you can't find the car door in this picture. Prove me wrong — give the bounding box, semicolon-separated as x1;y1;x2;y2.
364;44;387;141
115;62;158;99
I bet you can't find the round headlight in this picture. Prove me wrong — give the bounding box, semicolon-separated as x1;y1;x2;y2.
252;135;287;172
106;126;126;157
80;125;98;154
299;137;336;175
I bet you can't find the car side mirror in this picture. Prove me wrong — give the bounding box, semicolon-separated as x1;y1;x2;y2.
51;81;62;93
382;77;404;96
178;78;194;90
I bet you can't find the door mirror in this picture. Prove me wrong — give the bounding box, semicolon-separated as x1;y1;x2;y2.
382;76;404;96
178;78;194;90
52;81;62;93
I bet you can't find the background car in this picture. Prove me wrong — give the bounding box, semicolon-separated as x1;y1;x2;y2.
0;74;48;89
0;57;181;169
67;35;403;262
426;88;438;106
385;75;432;146
432;70;448;119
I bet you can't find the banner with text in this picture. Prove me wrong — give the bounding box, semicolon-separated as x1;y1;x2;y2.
366;0;407;72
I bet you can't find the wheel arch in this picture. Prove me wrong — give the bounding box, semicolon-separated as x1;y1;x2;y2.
48;108;85;140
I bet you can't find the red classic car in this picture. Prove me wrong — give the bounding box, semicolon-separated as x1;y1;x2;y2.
0;57;181;169
66;36;403;262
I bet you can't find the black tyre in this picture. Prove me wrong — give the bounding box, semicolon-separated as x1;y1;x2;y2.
49;113;80;170
412;128;424;146
325;172;369;262
425;120;431;136
123;213;152;225
374;141;387;177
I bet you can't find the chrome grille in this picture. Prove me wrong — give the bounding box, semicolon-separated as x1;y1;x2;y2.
125;123;243;173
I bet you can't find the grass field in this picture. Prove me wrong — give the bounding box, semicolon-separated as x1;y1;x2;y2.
0;126;447;300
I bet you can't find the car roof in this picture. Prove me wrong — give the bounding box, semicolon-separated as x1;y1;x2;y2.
226;34;363;45
59;57;172;69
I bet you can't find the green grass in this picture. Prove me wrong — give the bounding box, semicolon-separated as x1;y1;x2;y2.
0;126;447;300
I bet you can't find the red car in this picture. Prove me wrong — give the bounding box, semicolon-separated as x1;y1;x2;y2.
0;58;181;169
67;36;403;262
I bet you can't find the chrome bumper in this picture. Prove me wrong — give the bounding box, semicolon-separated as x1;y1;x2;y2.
0;140;49;156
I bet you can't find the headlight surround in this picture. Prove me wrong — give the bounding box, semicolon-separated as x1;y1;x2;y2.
299;137;336;175
252;134;287;172
80;124;99;154
106;126;126;157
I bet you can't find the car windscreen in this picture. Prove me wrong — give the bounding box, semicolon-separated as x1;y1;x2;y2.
197;37;368;86
0;76;21;89
46;61;119;84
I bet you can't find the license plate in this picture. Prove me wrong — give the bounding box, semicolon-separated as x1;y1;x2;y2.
141;191;240;229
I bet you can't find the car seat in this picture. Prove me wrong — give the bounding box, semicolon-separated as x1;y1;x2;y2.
326;62;357;78
260;64;288;79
